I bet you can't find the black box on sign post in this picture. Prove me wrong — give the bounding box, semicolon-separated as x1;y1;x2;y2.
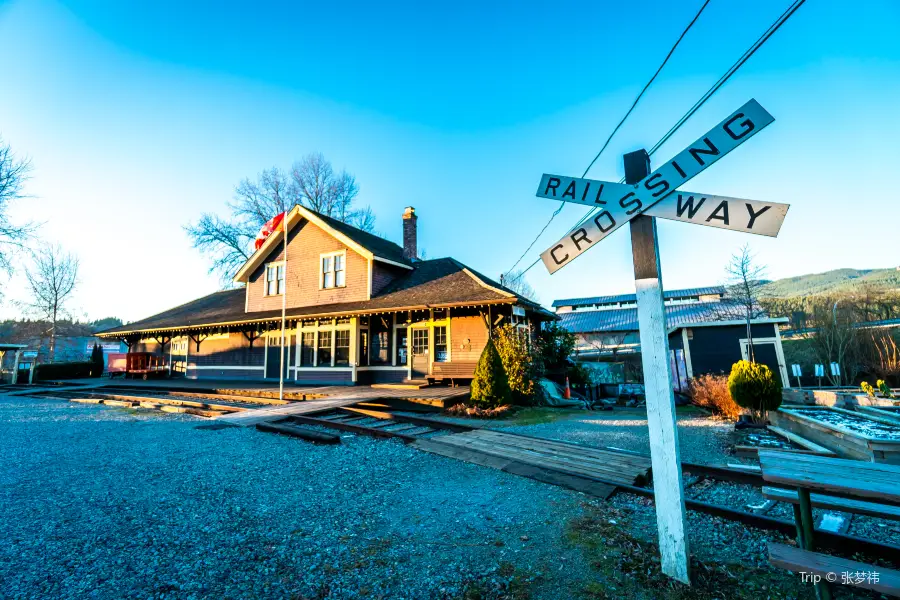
623;149;650;185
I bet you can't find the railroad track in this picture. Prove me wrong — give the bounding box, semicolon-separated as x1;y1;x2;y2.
288;407;465;443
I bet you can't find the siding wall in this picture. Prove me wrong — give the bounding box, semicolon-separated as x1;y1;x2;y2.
246;219;370;312
371;263;401;296
686;323;779;376
293;369;353;385
450;315;489;363
190;334;265;367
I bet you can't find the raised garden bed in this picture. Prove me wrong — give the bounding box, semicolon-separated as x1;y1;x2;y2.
857;405;900;425
782;388;900;408
769;406;900;464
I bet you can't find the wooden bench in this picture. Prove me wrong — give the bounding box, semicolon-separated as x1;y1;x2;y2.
429;362;476;384
759;450;900;599
762;486;900;521
768;542;900;597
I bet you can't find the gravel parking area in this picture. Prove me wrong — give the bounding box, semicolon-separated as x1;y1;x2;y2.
0;397;591;600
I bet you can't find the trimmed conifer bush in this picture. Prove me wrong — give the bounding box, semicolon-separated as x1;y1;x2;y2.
470;338;512;409
727;360;782;420
90;343;104;377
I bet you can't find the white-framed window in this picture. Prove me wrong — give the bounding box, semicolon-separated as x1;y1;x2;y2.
265;262;285;296
321;251;346;289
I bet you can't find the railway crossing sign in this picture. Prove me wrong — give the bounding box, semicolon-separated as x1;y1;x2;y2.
536;175;789;237
539;99;776;274
533;99;781;584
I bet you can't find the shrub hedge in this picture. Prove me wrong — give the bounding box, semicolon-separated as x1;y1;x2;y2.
34;361;96;381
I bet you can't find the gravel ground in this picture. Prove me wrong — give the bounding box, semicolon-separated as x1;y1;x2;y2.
606;492;795;569
0;396;592;600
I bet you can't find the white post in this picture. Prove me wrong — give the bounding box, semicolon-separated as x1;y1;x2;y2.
12;350;21;384
627;150;690;584
279;210;288;401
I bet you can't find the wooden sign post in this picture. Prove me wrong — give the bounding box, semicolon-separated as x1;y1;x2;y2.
532;99;784;584
625;149;690;583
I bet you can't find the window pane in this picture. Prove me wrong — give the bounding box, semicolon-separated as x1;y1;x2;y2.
317;331;332;366
277;265;285;294
324;272;334;288
370;317;391;365
323;256;333;272
335;330;350;366
335;269;345;287
396;328;408;365
300;332;315;366
412;329;429;354
334;254;344;270
435;326;448;362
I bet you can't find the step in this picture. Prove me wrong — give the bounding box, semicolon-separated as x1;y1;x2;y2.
371;381;431;390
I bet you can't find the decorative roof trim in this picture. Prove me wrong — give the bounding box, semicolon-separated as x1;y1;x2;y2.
373;255;414;270
460;267;515;299
96;298;521;337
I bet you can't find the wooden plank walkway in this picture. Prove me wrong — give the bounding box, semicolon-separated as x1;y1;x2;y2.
416;429;651;487
216;397;365;426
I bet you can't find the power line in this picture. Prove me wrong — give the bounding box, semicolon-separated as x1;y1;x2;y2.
520;0;807;277
567;0;807;234
504;0;711;275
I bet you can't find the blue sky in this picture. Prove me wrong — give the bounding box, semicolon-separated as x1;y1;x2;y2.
1;0;898;322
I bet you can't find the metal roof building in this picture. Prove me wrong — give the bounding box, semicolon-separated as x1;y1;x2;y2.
554;287;790;389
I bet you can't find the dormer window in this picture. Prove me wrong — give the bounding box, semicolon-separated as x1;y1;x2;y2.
265;262;285;296
321;251;346;289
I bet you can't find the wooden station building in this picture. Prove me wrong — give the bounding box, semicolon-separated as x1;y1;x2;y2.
97;205;553;384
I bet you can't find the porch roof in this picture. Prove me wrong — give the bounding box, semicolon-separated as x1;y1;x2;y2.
98;258;553;337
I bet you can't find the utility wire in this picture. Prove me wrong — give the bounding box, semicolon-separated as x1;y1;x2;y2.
504;0;711;275
567;0;807;234
519;0;807;276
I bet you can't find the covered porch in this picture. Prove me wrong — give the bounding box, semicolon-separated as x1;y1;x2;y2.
108;301;542;385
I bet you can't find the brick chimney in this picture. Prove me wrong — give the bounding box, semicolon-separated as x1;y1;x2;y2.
402;206;417;261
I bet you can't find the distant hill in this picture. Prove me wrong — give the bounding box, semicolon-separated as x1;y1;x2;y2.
760;268;900;299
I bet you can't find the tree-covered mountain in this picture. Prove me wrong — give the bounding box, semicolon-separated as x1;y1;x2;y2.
760;268;900;299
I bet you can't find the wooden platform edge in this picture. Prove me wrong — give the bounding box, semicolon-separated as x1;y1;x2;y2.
413;438;616;499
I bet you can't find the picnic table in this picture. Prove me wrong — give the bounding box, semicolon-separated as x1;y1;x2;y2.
758;450;900;599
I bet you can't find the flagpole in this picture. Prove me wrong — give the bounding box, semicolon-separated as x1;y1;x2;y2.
279;209;288;402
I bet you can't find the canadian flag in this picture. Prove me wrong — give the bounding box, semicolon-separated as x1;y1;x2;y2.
254;212;285;250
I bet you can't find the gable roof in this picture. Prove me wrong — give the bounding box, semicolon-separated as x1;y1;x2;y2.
99;258;552;337
233;204;413;283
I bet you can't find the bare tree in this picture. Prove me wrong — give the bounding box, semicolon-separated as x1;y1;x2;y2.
501;269;537;301
720;244;768;361
803;300;862;386
186;154;375;281
0;138;37;275
20;245;79;363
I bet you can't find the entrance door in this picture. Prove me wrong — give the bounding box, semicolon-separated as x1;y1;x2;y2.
411;328;430;380
741;340;787;388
